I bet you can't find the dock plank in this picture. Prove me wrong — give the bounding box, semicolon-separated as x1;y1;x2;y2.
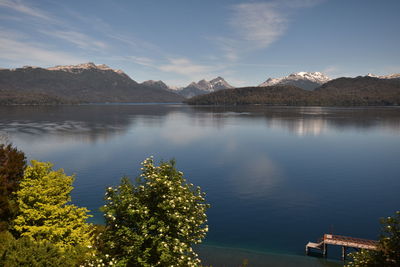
306;233;378;259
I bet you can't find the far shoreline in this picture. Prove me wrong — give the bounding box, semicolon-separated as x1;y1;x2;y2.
2;102;400;108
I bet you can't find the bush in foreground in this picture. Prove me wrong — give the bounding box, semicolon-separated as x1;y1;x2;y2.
100;157;209;266
0;231;90;267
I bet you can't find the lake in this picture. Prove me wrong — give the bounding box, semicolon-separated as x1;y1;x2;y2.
1;104;400;266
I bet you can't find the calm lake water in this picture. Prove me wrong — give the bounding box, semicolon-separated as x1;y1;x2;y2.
2;104;400;266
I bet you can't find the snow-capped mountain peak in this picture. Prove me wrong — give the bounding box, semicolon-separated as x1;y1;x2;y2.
47;62;128;77
365;73;400;79
182;77;233;92
259;72;331;90
209;76;234;90
287;72;330;83
177;77;234;98
381;73;400;79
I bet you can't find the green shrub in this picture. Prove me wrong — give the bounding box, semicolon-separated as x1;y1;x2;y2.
100;157;209;266
0;231;90;266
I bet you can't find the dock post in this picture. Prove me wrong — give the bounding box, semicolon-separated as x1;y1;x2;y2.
342;246;347;260
323;243;327;257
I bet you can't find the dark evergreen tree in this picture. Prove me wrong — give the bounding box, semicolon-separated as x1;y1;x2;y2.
0;143;26;232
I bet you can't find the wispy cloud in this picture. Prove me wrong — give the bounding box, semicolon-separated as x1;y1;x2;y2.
322;65;357;78
158;58;215;76
279;0;323;8
106;33;162;54
217;0;322;61
0;30;84;66
322;66;339;76
38;29;108;50
213;37;240;62
0;0;53;21
0;0;111;55
125;56;227;86
129;56;156;68
0;0;167;68
43;3;165;56
230;2;287;48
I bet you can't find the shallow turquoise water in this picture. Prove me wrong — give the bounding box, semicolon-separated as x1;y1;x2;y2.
197;244;342;266
1;104;399;266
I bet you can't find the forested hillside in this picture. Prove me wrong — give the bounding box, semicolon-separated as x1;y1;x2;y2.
0;64;184;104
186;77;400;106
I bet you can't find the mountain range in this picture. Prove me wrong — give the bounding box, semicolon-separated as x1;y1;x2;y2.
186;76;400;106
0;63;184;104
258;72;331;90
139;78;234;98
176;77;234;98
1;63;399;105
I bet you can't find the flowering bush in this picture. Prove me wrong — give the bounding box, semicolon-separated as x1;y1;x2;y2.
100;157;209;266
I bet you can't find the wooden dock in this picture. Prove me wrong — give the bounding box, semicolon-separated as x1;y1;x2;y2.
306;234;378;260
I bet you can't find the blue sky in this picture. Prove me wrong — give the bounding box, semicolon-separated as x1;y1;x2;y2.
0;0;399;87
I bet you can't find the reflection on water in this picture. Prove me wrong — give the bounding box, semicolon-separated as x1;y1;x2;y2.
2;105;400;142
268;118;327;136
1;105;180;142
1;104;400;266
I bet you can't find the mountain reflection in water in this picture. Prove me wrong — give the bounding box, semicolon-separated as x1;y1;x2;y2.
2;105;399;142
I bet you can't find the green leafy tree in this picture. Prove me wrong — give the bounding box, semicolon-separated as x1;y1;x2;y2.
0;231;91;267
346;211;400;267
101;157;209;266
13;160;93;249
0;143;26;232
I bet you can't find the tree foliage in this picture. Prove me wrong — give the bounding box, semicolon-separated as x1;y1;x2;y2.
0;231;91;267
379;211;400;265
13;160;93;249
0;143;26;232
346;211;400;267
100;157;209;266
